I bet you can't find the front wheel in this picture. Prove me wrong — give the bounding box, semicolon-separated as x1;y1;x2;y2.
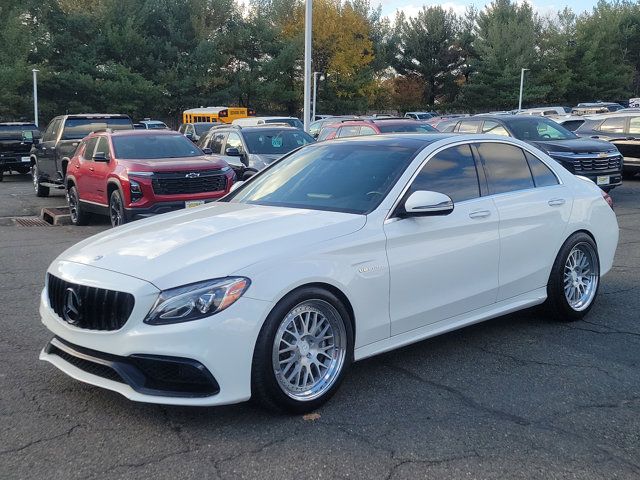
32;163;49;197
544;232;600;321
109;189;126;227
251;287;353;413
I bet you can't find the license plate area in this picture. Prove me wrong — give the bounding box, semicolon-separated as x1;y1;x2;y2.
596;176;610;185
21;156;30;162
185;200;205;209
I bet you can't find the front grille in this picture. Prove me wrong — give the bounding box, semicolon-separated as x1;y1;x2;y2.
574;154;622;172
152;170;227;195
47;274;135;331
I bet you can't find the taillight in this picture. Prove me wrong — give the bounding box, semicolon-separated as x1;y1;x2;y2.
219;109;228;118
601;190;614;209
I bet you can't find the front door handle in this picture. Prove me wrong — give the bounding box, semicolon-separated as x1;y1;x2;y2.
548;198;566;206
469;210;491;219
89;167;94;172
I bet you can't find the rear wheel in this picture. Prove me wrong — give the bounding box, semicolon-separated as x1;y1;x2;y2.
544;232;600;321
109;189;126;227
67;186;89;226
251;287;353;413
32;162;49;197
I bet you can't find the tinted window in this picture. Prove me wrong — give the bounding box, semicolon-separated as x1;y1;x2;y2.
63;118;132;140
82;138;98;159
318;127;337;141
628;117;640;134
409;145;480;203
359;126;376;136
508;118;576;140
309;121;322;136
377;123;436;133
338;126;360;138
524;151;558;187
482;121;510;136
43;119;62;142
243;130;314;154
456;121;481;133
476;143;534;194
561;120;584;131
208;133;226;153
265;118;304;129
227;143;420;214
94;137;111;160
599;117;625;133
194;123;217;135
112;134;201;159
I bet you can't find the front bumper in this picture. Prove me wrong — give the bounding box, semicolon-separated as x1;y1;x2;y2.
40;261;273;406
0;155;31;171
575;171;623;189
124;199;218;222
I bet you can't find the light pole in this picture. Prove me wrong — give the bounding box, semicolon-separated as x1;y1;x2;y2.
312;71;321;122
303;0;312;132
518;68;529;112
32;69;39;127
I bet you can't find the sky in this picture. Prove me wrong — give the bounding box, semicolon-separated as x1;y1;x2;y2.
376;0;600;20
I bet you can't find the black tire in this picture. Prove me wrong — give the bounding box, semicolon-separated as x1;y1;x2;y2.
544;232;600;321
109;189;126;227
251;287;354;414
67;186;89;226
32;162;49;197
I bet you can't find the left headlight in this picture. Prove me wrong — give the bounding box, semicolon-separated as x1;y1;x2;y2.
144;277;250;325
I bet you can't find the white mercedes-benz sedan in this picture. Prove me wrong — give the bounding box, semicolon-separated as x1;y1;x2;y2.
39;134;618;413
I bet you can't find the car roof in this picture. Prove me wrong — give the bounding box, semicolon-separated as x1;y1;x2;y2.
583;111;640;120
317;133;456;147
94;129;181;137
64;114;130;119
0;122;38;126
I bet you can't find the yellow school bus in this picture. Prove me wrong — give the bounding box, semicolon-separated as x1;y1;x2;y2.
182;106;255;124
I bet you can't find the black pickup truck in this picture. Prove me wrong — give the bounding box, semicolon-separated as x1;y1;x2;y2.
31;114;133;196
0;123;41;181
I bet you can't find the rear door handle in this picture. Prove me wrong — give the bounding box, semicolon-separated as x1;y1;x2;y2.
548;198;566;206
89;167;94;172
469;210;491;219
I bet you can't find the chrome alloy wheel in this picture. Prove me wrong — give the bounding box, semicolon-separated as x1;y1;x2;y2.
272;300;347;401
32;164;39;192
67;190;78;223
110;192;123;226
564;242;599;311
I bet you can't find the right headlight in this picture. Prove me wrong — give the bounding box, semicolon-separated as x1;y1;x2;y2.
144;277;250;325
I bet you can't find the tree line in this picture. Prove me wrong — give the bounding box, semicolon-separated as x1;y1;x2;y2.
0;0;638;125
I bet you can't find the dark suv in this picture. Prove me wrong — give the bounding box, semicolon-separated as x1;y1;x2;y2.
197;124;314;179
446;115;624;190
575;113;640;178
0;123;41;180
31;114;133;196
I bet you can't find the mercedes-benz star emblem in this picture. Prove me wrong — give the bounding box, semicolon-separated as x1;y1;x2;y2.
185;172;200;178
63;288;82;325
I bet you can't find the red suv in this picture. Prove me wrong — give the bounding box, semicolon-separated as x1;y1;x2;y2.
65;130;235;227
317;118;437;140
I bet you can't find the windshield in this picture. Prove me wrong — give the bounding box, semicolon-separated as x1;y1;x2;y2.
63;118;132;139
227;142;420;214
377;123;437;133
244;130;314;155
145;122;168;129
0;125;40;139
194;123;217;135
112;134;202;159
265;118;304;129
508;118;577;140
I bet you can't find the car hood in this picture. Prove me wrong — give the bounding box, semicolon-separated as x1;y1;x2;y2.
122;155;229;172
529;138;616;154
56;203;366;290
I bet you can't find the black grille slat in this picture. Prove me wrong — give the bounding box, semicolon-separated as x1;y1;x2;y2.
152;170;227;195
50;345;124;384
46;274;134;331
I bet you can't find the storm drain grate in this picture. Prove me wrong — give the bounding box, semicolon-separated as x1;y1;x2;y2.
14;216;51;227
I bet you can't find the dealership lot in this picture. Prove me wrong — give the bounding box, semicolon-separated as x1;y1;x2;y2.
1;172;639;479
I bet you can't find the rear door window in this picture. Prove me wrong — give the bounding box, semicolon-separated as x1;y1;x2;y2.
409;144;480;203
318;127;337;141
456;120;481;133
337;126;360;138
482;121;510;136
208;133;226;153
628;117;640;135
599;117;626;134
524;151;558;187
82;138;98;159
475;142;534;195
359;126;376;136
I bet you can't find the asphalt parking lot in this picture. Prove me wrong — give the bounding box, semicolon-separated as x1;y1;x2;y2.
1;171;639;480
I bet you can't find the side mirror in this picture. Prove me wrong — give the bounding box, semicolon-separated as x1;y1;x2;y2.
230;180;244;192
225;147;241;156
185;132;194;141
403;190;453;217
202;147;213;155
93;152;109;162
